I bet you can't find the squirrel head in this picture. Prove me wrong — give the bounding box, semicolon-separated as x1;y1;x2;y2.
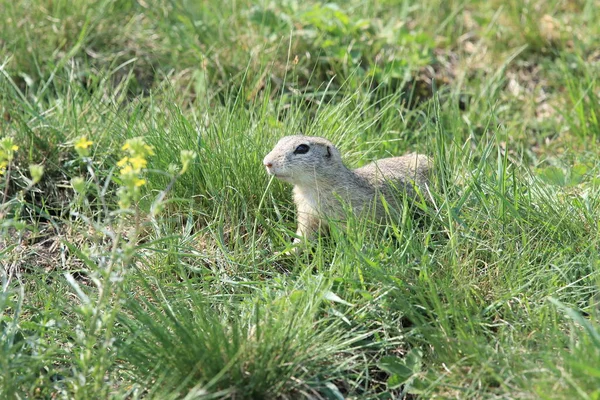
263;135;343;185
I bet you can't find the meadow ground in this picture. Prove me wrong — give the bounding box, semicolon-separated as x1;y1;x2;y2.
1;0;600;398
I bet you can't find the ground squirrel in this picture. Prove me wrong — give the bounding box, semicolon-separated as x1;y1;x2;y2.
263;135;432;249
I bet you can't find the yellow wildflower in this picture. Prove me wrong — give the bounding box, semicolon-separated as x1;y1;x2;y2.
120;165;134;176
0;137;18;161
143;144;155;156
179;150;197;175
129;155;147;171
122;137;154;157
74;136;93;157
117;157;129;167
117;137;153;211
71;177;86;194
74;136;93;150
29;164;44;184
134;178;146;187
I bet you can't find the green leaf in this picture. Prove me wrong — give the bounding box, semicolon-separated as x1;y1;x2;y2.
407;377;428;394
378;356;414;382
405;348;423;372
570;361;600;378
323;382;345;400
569;163;589;185
378;348;423;388
324;291;354;306
288;289;305;301
387;373;403;389
549;297;600;349
538;166;566;186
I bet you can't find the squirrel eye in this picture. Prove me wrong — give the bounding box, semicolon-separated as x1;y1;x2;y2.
293;144;310;155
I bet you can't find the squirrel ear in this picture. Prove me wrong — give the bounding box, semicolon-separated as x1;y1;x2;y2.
326;146;332;158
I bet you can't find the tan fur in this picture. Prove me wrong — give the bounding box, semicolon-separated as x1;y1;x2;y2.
263;135;432;248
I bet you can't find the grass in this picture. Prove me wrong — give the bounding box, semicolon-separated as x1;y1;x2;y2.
1;0;600;398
